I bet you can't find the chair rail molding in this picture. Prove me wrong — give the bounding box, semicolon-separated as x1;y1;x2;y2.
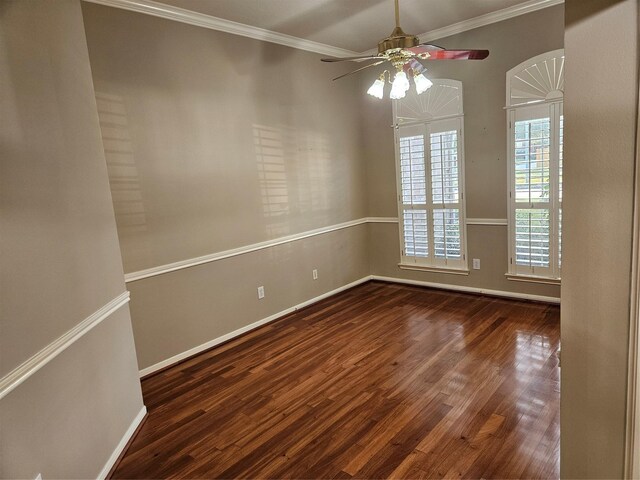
0;292;130;400
123;216;521;283
124;217;396;283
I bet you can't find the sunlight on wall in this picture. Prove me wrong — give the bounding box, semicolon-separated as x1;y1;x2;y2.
95;92;148;236
254;122;336;238
254;124;291;238
291;129;331;226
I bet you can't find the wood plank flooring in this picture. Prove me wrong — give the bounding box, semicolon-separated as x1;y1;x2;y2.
112;281;560;479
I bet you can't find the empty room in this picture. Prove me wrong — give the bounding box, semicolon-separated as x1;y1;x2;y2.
2;0;639;479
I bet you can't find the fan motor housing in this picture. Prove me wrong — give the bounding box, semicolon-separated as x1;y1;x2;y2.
378;27;419;54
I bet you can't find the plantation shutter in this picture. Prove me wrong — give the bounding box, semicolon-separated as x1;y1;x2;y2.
430;118;463;267
506;49;564;281
509;103;562;278
558;110;563;270
397;118;466;269
398;125;429;259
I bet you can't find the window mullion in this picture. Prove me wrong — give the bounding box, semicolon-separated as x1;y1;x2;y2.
549;102;559;277
424;124;436;264
508;109;516;274
409;134;417;263
439;132;449;263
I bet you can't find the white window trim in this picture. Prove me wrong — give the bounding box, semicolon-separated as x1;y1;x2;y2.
393;83;469;272
506;50;564;283
506;103;563;280
399;263;470;275
505;272;561;285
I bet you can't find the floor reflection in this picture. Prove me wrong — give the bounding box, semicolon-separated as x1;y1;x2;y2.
115;282;560;479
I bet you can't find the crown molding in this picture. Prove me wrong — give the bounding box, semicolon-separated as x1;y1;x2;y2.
416;0;564;43
362;0;564;54
83;0;562;59
82;0;360;58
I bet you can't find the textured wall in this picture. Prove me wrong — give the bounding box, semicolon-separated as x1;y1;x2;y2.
81;3;371;371
128;226;369;369
0;1;144;477
1;0;128;376
561;0;638;477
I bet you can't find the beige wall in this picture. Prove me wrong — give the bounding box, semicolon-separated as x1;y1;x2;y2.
362;6;564;299
81;3;370;371
0;1;144;477
1;0;129;376
4;2;638;478
1;308;143;479
129;226;369;369
561;0;638;477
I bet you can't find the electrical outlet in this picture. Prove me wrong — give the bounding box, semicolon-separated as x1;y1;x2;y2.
473;258;481;270
312;269;318;280
257;286;265;299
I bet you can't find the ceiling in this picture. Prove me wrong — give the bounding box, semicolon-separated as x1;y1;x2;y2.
156;0;545;52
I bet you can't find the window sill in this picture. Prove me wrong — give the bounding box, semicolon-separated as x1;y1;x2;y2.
505;273;561;285
398;263;470;276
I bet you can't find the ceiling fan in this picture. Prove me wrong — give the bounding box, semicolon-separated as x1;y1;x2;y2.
321;0;489;99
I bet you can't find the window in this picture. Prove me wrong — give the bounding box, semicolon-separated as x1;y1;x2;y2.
506;50;564;281
394;80;467;272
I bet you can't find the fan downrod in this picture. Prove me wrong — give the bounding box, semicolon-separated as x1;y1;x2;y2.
377;0;419;54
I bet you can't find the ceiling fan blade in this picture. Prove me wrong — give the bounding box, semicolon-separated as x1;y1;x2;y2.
416;43;445;51
332;60;388;81
403;58;427;75
412;48;490;60
321;55;383;62
406;44;445;55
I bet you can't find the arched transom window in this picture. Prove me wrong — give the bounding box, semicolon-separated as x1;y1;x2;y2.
506;50;564;282
393;80;468;273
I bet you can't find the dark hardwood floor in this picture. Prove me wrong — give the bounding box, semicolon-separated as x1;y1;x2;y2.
112;281;560;479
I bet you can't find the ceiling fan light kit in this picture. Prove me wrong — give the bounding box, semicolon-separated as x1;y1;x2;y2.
413;72;433;94
366;73;386;99
322;0;490;100
389;70;410;99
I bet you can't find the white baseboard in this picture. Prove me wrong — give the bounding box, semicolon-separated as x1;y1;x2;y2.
138;277;371;377
98;405;147;479
372;275;560;304
139;274;559;378
92;278;557;476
